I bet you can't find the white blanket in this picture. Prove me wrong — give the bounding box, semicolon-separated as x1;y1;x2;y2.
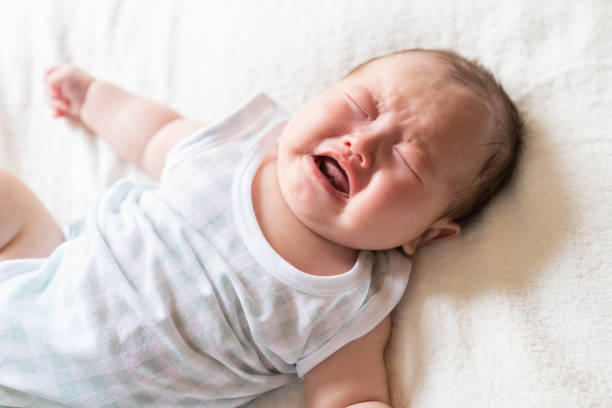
1;1;610;407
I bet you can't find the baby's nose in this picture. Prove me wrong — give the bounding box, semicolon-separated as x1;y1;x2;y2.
342;136;374;169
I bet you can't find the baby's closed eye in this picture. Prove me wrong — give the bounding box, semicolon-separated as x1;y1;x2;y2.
393;144;422;184
344;88;378;120
344;91;370;120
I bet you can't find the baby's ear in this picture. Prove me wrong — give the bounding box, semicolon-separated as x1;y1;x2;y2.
401;219;461;255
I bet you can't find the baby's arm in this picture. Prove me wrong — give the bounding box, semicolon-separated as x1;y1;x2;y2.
45;65;203;180
304;316;392;408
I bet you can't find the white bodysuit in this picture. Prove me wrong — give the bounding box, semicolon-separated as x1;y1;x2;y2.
0;92;411;407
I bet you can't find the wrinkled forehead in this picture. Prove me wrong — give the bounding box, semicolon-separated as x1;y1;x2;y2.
350;52;455;106
346;52;493;183
346;52;489;135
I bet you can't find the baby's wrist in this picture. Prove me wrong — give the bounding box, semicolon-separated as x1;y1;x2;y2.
81;76;97;108
80;77;104;123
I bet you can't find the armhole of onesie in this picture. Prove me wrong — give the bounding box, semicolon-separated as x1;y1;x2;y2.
161;92;286;179
295;250;412;378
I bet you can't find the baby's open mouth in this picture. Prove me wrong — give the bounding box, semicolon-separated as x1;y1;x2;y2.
314;156;350;195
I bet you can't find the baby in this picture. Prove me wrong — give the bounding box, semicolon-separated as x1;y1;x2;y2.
0;49;522;407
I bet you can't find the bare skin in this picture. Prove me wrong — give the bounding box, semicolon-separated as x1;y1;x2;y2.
0;65;390;407
1;65;200;260
0;64;393;407
2;55;488;406
0;169;64;261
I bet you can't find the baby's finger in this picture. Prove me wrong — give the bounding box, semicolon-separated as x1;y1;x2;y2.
44;66;60;81
53;108;65;118
50;98;70;113
45;66;56;76
45;66;69;86
45;84;61;99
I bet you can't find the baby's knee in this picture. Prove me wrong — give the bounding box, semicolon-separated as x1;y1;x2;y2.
0;169;28;252
0;167;26;190
0;169;36;209
0;167;18;185
0;169;64;259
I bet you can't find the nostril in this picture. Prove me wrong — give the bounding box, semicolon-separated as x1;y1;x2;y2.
359;154;368;167
351;152;365;166
342;137;368;166
341;139;353;156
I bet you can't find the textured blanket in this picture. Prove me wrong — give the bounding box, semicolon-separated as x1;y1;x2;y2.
1;1;610;407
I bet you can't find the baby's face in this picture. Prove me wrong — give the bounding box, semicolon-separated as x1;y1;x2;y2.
277;52;491;253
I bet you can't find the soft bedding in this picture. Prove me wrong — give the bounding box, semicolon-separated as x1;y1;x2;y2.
1;1;610;406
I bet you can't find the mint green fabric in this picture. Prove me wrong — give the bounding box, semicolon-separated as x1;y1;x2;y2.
0;93;410;407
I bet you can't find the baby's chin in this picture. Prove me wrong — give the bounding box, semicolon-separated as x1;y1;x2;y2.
276;171;390;252
290;209;394;252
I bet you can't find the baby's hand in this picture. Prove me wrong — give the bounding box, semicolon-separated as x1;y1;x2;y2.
44;64;94;120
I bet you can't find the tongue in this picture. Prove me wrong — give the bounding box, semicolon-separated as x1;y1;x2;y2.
320;157;349;194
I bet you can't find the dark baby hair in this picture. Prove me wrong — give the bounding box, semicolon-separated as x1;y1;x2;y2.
346;48;525;228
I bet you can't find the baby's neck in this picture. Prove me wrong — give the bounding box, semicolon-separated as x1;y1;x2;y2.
251;152;359;276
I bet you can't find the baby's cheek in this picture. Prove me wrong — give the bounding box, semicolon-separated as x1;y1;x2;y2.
290;177;314;203
280;163;314;207
365;183;413;224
